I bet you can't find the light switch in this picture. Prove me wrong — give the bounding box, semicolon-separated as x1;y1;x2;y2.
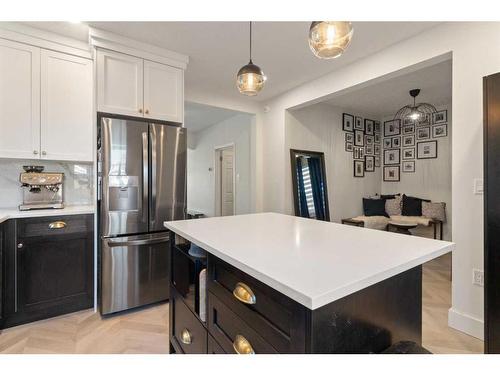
474;178;484;195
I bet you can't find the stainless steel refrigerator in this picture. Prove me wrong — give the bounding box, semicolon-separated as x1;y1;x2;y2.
98;116;186;315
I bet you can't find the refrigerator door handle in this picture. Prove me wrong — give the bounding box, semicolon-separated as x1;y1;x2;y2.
142;131;149;224
150;128;157;227
105;234;170;247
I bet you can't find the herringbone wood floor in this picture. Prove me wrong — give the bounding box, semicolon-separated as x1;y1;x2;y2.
0;254;483;354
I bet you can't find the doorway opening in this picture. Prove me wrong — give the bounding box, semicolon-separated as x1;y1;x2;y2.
214;144;235;216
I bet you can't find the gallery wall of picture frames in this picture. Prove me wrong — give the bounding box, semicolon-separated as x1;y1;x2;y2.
342;109;448;181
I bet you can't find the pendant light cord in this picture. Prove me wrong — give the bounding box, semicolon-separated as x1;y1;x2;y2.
249;21;252;63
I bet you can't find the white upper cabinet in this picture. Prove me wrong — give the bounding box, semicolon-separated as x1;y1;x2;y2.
41;50;93;162
0;39;41;159
97;49;184;123
97;49;144;117
144;60;183;123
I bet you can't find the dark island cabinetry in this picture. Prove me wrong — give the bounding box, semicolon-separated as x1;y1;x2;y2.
1;214;94;329
169;233;422;354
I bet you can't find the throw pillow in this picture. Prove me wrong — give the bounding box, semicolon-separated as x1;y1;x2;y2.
385;195;402;216
422;201;446;222
363;198;389;217
402;194;429;216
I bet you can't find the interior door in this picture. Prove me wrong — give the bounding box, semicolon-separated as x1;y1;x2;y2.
97;49;144;117
149;124;187;231
144;60;183;123
220;148;234;216
0;39;40;159
100;117;149;237
40;49;93;161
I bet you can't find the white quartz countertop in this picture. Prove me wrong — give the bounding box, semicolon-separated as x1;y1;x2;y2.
165;212;454;310
0;205;95;224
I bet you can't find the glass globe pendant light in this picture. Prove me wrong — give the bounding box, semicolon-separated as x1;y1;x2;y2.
236;22;266;96
308;21;354;59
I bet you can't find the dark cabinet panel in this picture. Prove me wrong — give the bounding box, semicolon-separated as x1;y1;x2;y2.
0;222;4;325
484;72;500;353
2;214;94;328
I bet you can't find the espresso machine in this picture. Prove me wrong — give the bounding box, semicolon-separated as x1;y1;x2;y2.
19;166;64;211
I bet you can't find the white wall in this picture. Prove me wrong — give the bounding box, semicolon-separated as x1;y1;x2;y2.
287;103;381;222
187;113;254;217
260;22;500;339
380;104;452;240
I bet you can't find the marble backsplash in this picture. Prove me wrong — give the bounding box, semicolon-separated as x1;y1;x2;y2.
0;159;94;208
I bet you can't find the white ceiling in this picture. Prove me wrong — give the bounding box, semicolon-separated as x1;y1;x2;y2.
184;101;242;132
323;59;452;118
21;21;441;102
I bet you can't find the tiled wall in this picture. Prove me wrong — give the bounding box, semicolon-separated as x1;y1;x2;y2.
0;159;94;208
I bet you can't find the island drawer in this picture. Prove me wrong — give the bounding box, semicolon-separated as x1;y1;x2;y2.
208;333;226;354
207;292;278;354
171;289;207;354
207;255;307;353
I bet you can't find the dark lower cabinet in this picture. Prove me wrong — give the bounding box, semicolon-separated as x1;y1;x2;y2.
0;222;4;327
1;214;94;329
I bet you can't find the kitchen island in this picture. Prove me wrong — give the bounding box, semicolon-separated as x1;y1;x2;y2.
164;213;453;354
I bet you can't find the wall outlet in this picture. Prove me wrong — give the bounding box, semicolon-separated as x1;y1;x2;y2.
473;269;484;287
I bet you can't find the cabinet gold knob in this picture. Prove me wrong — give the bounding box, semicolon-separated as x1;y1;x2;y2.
145;109;150;114
49;221;66;229
180;328;192;345
233;282;256;305
139;108;143;113
33;150;39;155
233;335;254;354
42;151;47;156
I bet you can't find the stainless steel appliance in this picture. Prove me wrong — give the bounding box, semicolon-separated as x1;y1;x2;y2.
19;166;64;211
98;117;186;315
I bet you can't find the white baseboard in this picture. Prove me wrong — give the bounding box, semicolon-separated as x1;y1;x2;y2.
448;307;484;340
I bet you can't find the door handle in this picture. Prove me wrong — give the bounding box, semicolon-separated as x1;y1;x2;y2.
106;234;170;247
150;128;157;225
142;132;148;224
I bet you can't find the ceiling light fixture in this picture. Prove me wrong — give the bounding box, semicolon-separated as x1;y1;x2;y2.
236;22;266;96
308;21;354;59
394;89;437;123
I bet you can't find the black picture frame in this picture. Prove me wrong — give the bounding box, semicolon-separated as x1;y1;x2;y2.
383;166;400;182
432;110;447;124
374;144;381;155
365;135;374;145
417;113;431;127
416;126;431;140
345;142;353;152
355;116;364;131
391;136;401;148
354;160;365;177
354;130;364;146
374;121;381;133
402;134;415;147
384;148;400;165
375;156;381;168
384;119;401;137
432;124;448;138
417;140;438;159
343;113;354;132
365;144;374;155
402;147;415;160
402;161;415;173
402;125;415;134
353;147;363;160
345;132;354;143
365;119;374;135
374;133;381;144
403;117;414;127
383;138;392;149
365;156;375;172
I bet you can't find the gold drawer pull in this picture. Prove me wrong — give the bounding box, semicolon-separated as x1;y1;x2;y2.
233;282;256;305
233;334;254;354
180;328;192;345
49;221;66;229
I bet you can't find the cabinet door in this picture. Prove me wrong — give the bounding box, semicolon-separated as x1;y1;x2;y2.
97;49;144;117
41;50;93;161
0;39;40;159
144;60;183;123
16;216;94;319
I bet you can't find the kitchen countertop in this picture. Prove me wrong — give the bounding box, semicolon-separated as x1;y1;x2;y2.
165;212;454;310
0;205;95;224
